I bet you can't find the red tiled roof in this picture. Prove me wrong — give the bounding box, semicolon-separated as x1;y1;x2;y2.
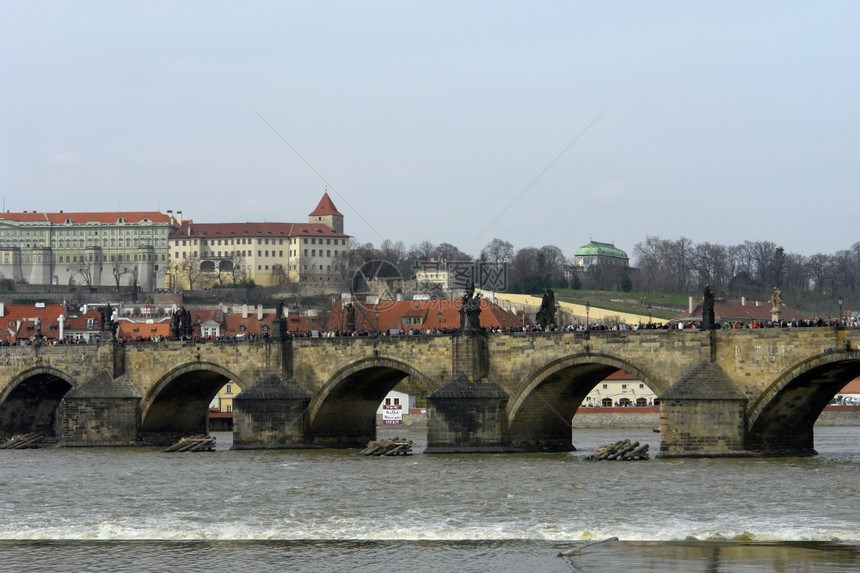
308;192;343;217
63;309;102;331
321;298;529;334
223;311;276;337
169;221;348;239
0;303;86;341
0;211;172;224
117;321;172;339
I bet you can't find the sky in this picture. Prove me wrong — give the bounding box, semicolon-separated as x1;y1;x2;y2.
2;1;858;260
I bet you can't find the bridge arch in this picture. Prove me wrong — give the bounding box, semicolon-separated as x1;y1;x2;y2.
307;356;430;447
139;361;243;444
746;350;860;454
0;366;78;439
507;352;659;451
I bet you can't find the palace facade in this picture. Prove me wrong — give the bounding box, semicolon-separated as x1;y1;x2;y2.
0;210;173;291
167;193;350;289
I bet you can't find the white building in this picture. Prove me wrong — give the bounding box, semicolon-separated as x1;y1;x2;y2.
582;370;657;407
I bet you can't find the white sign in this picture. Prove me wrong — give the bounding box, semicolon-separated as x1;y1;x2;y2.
382;404;403;425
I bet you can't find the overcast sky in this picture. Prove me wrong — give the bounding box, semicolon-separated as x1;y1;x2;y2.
2;2;858;259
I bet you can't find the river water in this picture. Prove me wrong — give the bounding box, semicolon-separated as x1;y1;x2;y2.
1;426;857;572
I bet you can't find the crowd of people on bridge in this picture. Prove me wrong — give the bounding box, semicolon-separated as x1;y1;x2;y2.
7;315;855;346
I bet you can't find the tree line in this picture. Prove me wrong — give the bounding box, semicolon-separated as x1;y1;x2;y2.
348;235;858;317
633;236;858;316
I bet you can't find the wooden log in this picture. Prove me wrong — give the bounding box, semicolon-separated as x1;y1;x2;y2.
163;436;215;453
360;439;413;456
587;440;650;461
0;433;43;449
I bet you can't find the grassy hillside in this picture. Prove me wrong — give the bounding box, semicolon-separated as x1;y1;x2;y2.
551;289;689;321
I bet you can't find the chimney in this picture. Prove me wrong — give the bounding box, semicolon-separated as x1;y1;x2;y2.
741;297;746;306
242;304;248;319
176;211;183;225
256;304;263;320
688;296;694;314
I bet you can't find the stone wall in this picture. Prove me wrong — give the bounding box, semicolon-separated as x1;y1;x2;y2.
572;408;660;428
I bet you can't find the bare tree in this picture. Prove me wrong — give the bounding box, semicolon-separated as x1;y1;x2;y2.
379;239;406;266
111;255;130;289
434;242;470;263
509;247;540;293
538;245;567;287
805;253;830;297
175;254;202;291
229;252;247;285
271;263;289;286
481;238;514;265
70;263;93;289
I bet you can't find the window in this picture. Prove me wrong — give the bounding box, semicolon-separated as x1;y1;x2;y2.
622;384;627;389
602;383;608;389
394;398;400;405
226;384;233;394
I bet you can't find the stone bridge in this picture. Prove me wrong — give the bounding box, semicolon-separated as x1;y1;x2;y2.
1;326;858;457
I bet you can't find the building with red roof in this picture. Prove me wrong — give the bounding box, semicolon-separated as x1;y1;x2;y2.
675;296;812;326
303;297;532;337
167;192;349;289
0;210;174;291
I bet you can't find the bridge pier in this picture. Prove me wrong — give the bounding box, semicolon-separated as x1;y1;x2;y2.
57;371;141;446
425;372;511;453
656;362;750;457
425;332;513;453
231;373;313;449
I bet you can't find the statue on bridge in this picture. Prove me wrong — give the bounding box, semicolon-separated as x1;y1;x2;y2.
770;287;783;323
171;307;194;339
346;303;356;333
536;289;556;330
702;284;717;330
459;283;483;333
99;305;116;341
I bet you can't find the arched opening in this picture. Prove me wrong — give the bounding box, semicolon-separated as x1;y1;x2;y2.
140;368;235;445
508;362;619;451
748;358;860;455
0;372;73;440
310;363;414;447
199;260;215;273
508;355;660;452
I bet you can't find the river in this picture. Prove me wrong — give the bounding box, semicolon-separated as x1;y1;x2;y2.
0;426;857;572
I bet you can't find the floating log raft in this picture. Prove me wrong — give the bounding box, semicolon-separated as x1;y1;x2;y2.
585;439;650;461
359;439;413;456
162;435;216;452
0;433;43;449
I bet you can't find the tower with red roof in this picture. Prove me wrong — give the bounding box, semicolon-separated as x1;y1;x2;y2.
308;192;344;234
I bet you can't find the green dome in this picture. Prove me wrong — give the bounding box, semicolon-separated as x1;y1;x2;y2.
575;241;628;259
